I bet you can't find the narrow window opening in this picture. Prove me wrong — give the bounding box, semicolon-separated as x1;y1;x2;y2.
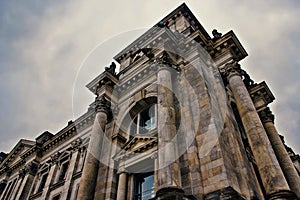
58;161;69;182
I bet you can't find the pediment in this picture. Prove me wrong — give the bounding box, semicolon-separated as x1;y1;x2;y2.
0;139;35;168
114;135;157;161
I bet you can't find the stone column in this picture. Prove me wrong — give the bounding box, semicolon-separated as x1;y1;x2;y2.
116;166;127;200
220;62;295;199
14;162;38;200
156;52;183;198
60;139;82;200
259;108;300;198
77;95;110;200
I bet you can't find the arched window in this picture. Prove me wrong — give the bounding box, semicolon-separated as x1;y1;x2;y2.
130;104;157;135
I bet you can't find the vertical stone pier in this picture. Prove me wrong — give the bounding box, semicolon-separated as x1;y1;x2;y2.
259;108;300;198
14;162;38;199
220;62;296;199
155;53;183;199
77;96;110;200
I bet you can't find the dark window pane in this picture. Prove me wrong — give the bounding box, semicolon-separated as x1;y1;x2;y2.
58;162;69;181
139;105;156;134
134;173;154;200
38;173;48;192
52;194;60;200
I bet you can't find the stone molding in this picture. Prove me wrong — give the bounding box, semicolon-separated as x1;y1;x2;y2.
203;186;245;200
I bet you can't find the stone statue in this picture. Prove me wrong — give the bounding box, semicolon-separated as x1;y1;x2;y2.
212;29;222;39
105;62;116;75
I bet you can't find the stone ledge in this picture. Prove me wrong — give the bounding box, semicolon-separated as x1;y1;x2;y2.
203;186;245;200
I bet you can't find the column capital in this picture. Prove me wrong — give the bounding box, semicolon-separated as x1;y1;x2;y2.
117;165;128;174
19;161;39;177
71;138;83;152
151;151;158;159
50;152;61;165
154;51;180;72
95;95;111;115
220;61;254;88
258;107;275;124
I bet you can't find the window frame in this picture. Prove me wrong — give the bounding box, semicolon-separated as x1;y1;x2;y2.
133;172;155;200
130;104;157;136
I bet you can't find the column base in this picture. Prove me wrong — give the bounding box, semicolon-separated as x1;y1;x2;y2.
267;190;298;200
203;186;245;200
151;187;185;200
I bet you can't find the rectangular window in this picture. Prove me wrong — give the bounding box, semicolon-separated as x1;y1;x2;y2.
37;173;48;192
58;161;69;182
134;172;154;200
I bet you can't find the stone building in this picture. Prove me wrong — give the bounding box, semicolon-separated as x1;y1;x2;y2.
0;3;299;200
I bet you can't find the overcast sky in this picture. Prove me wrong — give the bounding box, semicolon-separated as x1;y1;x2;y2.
0;0;299;154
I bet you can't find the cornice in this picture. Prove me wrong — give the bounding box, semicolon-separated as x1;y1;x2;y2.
86;71;119;95
210;30;248;62
249;81;275;111
42;111;95;152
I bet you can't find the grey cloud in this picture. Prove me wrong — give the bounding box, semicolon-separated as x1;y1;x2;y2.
0;0;299;154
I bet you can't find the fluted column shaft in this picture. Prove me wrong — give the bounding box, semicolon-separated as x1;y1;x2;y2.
259;108;300;198
157;65;182;189
221;62;293;199
77;96;110;200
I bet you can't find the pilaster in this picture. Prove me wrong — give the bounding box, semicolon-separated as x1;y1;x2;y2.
60;139;82;200
41;153;59;199
14;161;38;200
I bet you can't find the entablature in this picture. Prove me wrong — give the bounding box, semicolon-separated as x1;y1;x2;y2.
249;81;275;112
210;30;248;65
86;70;119;96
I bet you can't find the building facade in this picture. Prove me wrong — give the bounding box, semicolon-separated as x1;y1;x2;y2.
0;3;300;200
